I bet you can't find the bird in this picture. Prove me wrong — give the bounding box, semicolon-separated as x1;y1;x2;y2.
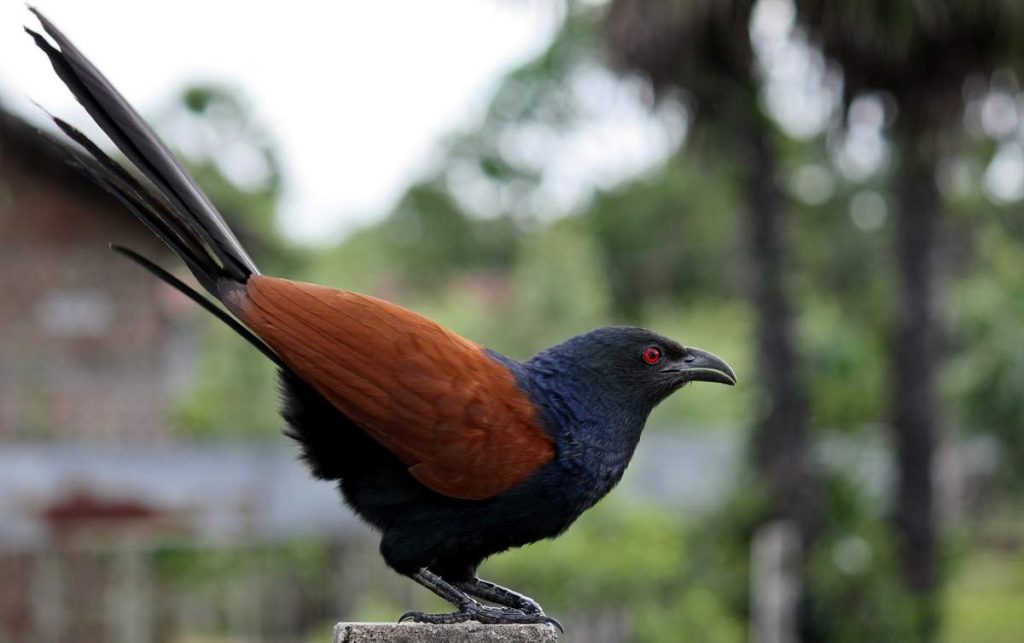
26;9;736;630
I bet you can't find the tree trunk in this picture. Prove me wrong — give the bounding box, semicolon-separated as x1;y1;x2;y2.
732;98;819;642
734;104;817;535
891;125;941;637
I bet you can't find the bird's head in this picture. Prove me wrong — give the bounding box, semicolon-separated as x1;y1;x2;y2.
527;326;736;414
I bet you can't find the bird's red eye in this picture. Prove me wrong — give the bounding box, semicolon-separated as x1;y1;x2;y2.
642;346;662;365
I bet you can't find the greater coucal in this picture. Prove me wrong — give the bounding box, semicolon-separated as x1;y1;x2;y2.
27;10;736;629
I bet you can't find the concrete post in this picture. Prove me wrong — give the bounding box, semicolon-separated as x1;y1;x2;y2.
333;622;560;642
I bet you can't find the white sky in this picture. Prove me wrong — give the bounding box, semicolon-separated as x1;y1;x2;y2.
0;1;561;243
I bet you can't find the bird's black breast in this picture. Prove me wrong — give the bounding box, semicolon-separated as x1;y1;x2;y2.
278;369;595;577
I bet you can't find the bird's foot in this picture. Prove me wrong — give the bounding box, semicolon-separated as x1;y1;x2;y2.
399;603;563;631
403;568;564;632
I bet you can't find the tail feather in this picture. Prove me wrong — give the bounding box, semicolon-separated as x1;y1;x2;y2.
26;8;257;281
112;246;284;368
28;9;283;367
52;117;221;292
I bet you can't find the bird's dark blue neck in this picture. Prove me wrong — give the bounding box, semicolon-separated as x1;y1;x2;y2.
489;350;650;499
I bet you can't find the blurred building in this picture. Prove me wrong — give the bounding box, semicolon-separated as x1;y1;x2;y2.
0;107;194;442
0;443;367;643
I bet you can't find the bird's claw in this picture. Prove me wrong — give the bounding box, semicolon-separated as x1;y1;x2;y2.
505;613;562;633
398;603;562;632
539;615;565;633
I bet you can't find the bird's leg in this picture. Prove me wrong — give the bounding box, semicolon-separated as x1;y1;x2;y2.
400;569;562;631
455;577;545;615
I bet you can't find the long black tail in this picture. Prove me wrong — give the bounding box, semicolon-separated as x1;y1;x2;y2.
27;9;283;367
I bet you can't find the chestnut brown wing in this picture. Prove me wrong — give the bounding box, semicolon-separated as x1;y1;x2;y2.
235;275;556;501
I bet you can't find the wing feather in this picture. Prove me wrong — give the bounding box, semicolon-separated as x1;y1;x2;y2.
238;276;555;500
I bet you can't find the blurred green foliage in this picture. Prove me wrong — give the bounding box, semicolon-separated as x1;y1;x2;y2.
173;320;282;438
946;226;1024;493
943;538;1024;643
585;155;744;316
482;499;748;643
801;473;922;642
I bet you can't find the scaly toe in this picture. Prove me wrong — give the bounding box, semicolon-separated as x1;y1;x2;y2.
398;610;473;625
465;604;562;631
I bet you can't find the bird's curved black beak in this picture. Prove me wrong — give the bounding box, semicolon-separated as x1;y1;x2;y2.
664;347;737;386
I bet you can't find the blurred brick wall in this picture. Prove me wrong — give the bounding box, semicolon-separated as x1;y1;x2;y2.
0;111;191;441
